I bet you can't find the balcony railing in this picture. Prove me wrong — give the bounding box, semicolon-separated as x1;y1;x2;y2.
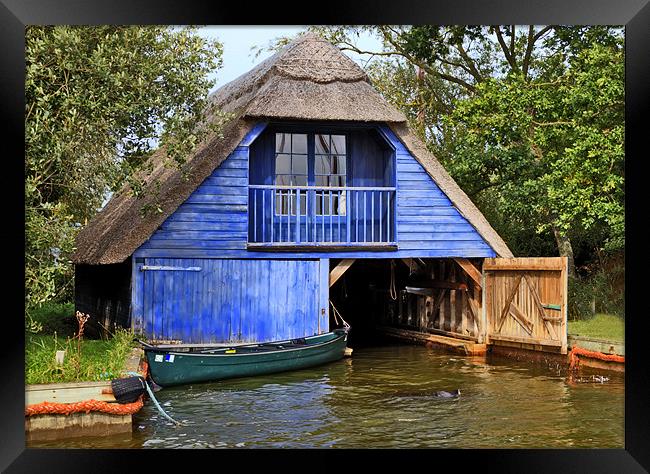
248;185;396;249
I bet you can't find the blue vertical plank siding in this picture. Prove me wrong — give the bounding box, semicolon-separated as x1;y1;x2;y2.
319;259;330;334
140;258;322;343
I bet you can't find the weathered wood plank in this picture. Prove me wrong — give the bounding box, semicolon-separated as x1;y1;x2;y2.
508;302;534;335
483;258;566;271
26;382;116;405
329;259;356;287
496;275;523;334
522;274;558;340
489;334;563;348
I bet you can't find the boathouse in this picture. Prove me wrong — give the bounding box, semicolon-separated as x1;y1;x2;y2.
72;33;568;355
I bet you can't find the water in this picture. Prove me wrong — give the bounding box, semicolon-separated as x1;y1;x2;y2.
28;343;624;448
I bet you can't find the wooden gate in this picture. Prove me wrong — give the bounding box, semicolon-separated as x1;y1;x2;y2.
483;257;568;353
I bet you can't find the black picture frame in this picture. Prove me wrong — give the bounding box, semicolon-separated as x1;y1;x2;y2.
3;0;647;471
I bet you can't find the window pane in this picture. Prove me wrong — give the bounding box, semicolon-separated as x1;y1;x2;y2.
315;176;328;187
315;155;331;175
293;175;308;186
334;155;346;174
292;134;308;154
276;154;291;174
315;134;330;155
292;155;307;175
276;175;290;186
331;135;346;155
276;133;290;154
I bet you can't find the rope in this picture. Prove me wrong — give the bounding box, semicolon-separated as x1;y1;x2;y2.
389;260;398;301
25;361;150;417
126;371;182;426
329;300;350;329
26;396;143;416
569;346;625;373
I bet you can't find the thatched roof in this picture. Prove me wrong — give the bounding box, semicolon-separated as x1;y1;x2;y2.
72;32;511;264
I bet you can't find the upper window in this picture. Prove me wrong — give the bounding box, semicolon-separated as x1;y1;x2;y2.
275;133;308;186
274;132;347;216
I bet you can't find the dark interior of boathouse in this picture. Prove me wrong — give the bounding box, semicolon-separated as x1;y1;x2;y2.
327;257;482;348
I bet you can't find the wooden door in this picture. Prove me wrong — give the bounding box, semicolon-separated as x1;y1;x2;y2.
140;258;326;344
483;257;568;354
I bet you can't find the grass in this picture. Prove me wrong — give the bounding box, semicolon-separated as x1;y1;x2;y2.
26;301;138;384
568;313;624;342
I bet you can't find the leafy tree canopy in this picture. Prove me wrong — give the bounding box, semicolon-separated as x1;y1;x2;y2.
26;26;225;311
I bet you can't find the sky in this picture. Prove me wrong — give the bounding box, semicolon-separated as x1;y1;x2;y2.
194;26;384;93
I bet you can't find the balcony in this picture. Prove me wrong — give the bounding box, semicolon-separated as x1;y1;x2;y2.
248;185;397;250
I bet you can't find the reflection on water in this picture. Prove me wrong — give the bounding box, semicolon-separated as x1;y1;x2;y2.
28;343;624;448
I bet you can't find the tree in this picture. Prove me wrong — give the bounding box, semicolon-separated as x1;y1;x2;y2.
25;26;225;312
298;26;624;275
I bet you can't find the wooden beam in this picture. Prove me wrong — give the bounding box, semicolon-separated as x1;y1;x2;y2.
406;280;468;291
329;259;356;287
496;275;522;334
26;381;117;405
466;294;480;326
453;258;482;288
508;302;534;335
483;258;565;271
523;274;558;340
400;258;425;273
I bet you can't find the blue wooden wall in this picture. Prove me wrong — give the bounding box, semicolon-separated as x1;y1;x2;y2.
133;258;328;343
131;120;497;342
134;122;496;260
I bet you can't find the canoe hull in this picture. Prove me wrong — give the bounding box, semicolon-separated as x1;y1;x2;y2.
143;330;349;387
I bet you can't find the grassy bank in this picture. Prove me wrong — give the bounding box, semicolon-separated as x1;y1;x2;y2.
568;313;624;342
26;302;136;385
26;329;135;385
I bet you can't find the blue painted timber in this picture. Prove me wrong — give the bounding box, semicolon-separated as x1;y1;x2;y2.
134;258;329;344
131;121;497;343
134;121;496;260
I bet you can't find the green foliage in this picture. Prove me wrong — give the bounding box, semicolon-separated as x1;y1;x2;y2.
26;301;77;337
445;40;624;254
314;26;624;266
568;259;624;320
25;328;136;384
25;26;225;311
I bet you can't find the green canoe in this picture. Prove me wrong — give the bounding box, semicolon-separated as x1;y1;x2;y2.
138;328;349;387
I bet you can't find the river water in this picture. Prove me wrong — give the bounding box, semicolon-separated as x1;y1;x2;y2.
28;342;624;448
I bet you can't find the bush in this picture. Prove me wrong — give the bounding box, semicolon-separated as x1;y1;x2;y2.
568;266;624;321
26;301;77;337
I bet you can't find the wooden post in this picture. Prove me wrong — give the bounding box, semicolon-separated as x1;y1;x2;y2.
55;350;66;366
561;256;568;354
480;270;488;345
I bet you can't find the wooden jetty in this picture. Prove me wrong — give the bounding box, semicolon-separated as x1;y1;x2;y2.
25;348;145;441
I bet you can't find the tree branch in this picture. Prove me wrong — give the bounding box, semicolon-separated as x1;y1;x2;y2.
454;41;484;83
493;26;518;72
378;26;477;93
522;26;535;79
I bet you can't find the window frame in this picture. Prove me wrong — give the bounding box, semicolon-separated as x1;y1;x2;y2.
273;131;349;217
